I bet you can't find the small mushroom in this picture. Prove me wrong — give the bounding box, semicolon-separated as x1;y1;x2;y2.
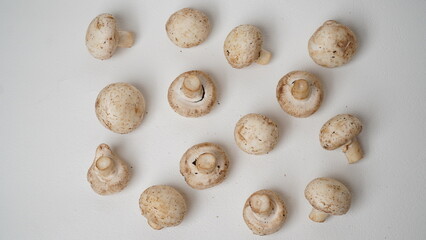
319;114;363;163
85;13;134;60
305;177;351;222
95;82;145;134
308;20;358;68
180;142;229;190
243;189;287;235
139;185;187;230
224;25;272;68
276;71;323;118
234;113;279;155
168;70;216;117
87;143;131;195
166;8;211;48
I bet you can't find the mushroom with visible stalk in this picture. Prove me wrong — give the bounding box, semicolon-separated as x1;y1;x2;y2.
224;25;271;68
305;177;351;222
86;13;134;60
276;71;323;118
87;144;131;195
319;114;363;163
243;190;287;235
180;142;229;189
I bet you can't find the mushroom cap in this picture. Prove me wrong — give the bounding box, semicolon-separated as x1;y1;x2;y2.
234;113;279;155
243;190;287;235
166;8;211;48
87;144;131;195
276;71;323;118
167;70;216;117
180;142;229;190
305;177;351;215
95;82;145;134
86;13;120;60
139;185;187;230
308;20;358;68
224;24;264;68
320;114;362;150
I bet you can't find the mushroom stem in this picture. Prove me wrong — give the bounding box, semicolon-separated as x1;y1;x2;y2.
309;208;329;222
196;153;217;174
255;49;272;65
118;31;134;48
148;219;164;230
250;194;273;217
95;156;116;176
342;137;363;163
291;79;311;100
182;75;204;101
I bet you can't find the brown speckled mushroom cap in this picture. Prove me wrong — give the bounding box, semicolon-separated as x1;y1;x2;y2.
168;70;216;118
276;71;323;118
180;142;229;190
243;189;287;235
320;114;362;150
166;8;211;48
139;185;187;230
87;143;131;195
308;20;358;68
234;113;279;155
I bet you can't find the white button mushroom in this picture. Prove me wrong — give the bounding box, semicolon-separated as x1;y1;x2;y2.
234;113;279;155
95;82;145;134
139;185;187;230
87;143;131;195
180;142;229;190
168;70;216;117
276;71;323;118
85;13;134;60
305;177;351;222
224;25;272;68
319;114;363;163
243;189;287;235
308;20;358;68
166;8;211;48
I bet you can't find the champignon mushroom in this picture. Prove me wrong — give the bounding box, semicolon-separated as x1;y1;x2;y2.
180;142;229;190
95;82;145;134
305;177;351;222
276;71;323;118
87;143;131;195
224;25;271;68
166;8;211;48
319;114;363;163
85;13;134;60
139;185;187;230
168;70;216;117
308;20;357;68
234;113;279;155
243;189;287;235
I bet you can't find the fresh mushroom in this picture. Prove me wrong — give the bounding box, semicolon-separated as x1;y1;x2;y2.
139;185;187;230
168;70;216;117
95;82;145;134
86;13;134;60
319;114;363;163
276;71;323;118
87;143;131;195
180;142;229;190
166;8;211;48
305;177;351;222
308;20;357;68
224;25;271;68
234;113;279;155
243;189;287;235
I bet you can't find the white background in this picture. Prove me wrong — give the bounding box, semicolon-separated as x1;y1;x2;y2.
1;0;426;239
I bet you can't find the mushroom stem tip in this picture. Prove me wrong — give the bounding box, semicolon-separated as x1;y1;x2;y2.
291;79;311;100
343;137;363;163
309;208;329;222
182;75;203;100
118;31;134;48
250;194;272;216
95;156;115;176
255;49;272;65
196;153;217;174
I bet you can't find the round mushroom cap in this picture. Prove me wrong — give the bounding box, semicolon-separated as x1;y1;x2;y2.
276;71;323;118
234;113;279;155
308;20;358;68
224;24;263;68
166;8;211;48
320;114;362;150
95;83;145;134
305;177;351;215
139;185;187;230
180;142;229;190
86;13;120;60
243;190;287;235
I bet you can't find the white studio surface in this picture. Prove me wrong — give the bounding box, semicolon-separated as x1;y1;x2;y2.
1;0;425;239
